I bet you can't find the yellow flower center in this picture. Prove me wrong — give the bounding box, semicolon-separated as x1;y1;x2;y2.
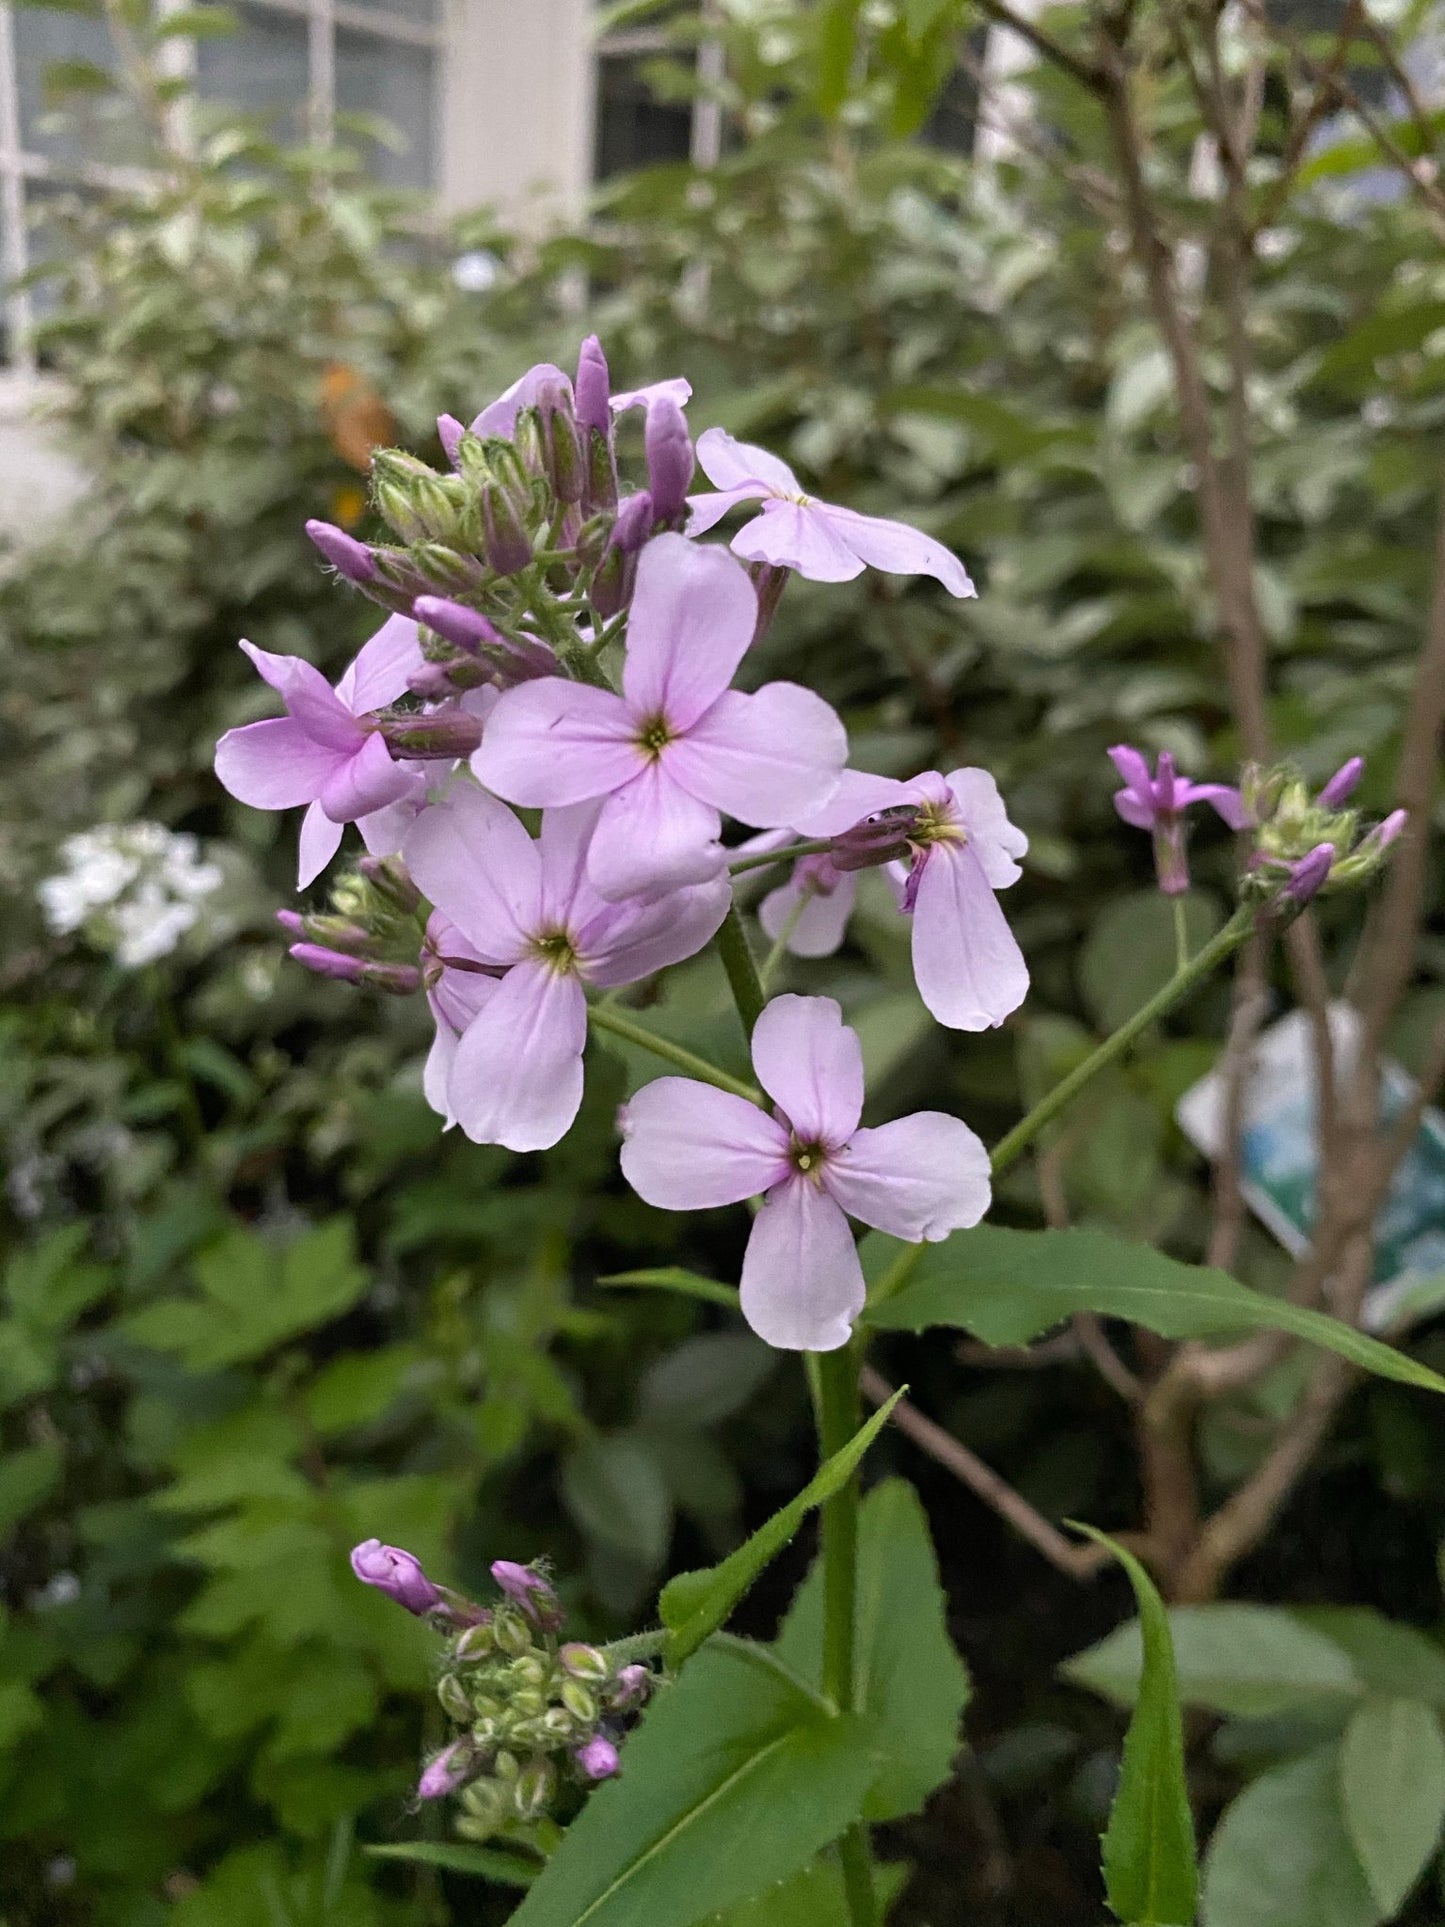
635;714;674;760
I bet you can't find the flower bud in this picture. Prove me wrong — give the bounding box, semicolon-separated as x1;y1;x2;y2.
492;1606;533;1657
644;397;694;525
560;1679;598;1724
418;1740;471;1801
410;543;487;596
356;854;423;916
480;482;534;576
1283;842;1335;905
509;1654;549;1687
608;1664;652;1711
275;909;305;938
437;413;466;467
1360;806;1407;855
829;804;924;873
611;490;655;556
291;943;367;984
351;1538;442;1614
574;336;611;437
492;1559;563;1631
493;1749;520;1782
1317;756;1364;810
437;1674;474;1721
541;1706;576;1738
413;596;558;685
574;1736;621;1782
377;707;486;760
510;1687;548;1719
536;378;584;505
458;1778;509;1837
306;518;377;584
454;1618;496;1662
514;1758;557;1821
559;1643;610;1683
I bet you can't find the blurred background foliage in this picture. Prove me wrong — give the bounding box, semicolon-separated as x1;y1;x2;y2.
3;0;1445;1921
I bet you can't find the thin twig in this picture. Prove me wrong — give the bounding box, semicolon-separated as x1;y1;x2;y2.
1038;1143;1141;1400
1206;934;1270;1272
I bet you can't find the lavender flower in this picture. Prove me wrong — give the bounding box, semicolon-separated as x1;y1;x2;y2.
418;1741;471;1800
350;1539;442;1615
1108;745;1251;897
491;1560;563;1630
620;994;991;1351
574;1736;621;1782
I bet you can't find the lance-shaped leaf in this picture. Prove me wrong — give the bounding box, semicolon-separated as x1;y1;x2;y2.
364;1841;541;1886
659;1390;903;1666
506;1639;877;1927
1075;1526;1198;1927
1338;1696;1445;1916
774;1479;969;1821
866;1226;1445;1395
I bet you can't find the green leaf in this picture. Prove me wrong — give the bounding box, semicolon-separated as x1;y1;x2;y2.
1065;1603;1361;1718
660;1391;904;1667
867;1226;1445;1396
1074;1527;1198;1927
507;1639;878;1927
815;0;863;117
1080;892;1223;1033
0;1444;64;1538
775;1479;969;1822
1292;1607;1445;1705
364;1841;540;1886
598;1268;742;1311
639;1334;776;1428
710;1854;910;1924
1338;1697;1445;1915
1201;1744;1378;1927
562;1434;673;1568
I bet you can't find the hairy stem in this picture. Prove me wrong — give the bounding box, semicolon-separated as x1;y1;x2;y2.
728;838;835;879
586;1002;759;1102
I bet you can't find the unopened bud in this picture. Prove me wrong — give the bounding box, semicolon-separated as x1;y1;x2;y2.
514;1758;557;1821
493;1749;520;1782
574;1736;620;1782
560;1643;609;1683
275;909;305;938
510;1654;549;1687
492;1559;563;1631
611;490;655;556
305;518;377;584
574;336;611;436
1318;756;1364;810
437;413;466;466
510;1687;548;1719
542;1706;576;1738
608;1663;652;1711
437;1674;474;1721
411;542;487;596
373;478;430;546
645;397;694;524
377;707;485;760
560;1679;598;1724
351;1538;442;1614
413;595;503;656
829;805;924;873
1283;842;1335;905
536;378;584;504
454;1619;496;1661
418;1740;471;1801
492;1607;532;1657
356;855;423;916
480;482;534;576
290;943;366;983
1360;806;1407;855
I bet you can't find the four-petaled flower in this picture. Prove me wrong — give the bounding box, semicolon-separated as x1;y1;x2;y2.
686;428;975;595
405;784;730;1150
619;994;991;1352
215;617;424;887
474;534;847;899
1109;744;1250;896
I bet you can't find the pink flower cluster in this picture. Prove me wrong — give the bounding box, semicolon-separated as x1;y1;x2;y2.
214;339;1029;1352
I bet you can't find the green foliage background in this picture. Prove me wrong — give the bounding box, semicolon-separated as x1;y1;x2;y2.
3;3;1445;1921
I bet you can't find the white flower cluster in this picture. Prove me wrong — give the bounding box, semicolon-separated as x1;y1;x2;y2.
37;822;224;968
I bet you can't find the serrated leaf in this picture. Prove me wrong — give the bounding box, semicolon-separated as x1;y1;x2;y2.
1338;1697;1445;1915
1202;1744;1378;1927
867;1225;1445;1395
364;1841;540;1885
660;1392;903;1666
775;1479;969;1822
1065;1603;1361;1718
1075;1527;1198;1927
506;1639;878;1927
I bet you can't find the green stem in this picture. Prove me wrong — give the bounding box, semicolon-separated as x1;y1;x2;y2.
600;1630;668;1665
715;901;767;1037
836;1826;881;1927
760;885;815;990
727;837;836;879
1173;895;1191;974
587;1003;759;1102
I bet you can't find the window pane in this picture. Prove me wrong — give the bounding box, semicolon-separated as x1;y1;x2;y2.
594;51;692;180
14;10;146;168
195;3;308;139
335;27;435;187
340;0;439;29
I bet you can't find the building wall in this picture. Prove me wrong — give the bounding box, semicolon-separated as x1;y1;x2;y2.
440;0;594;218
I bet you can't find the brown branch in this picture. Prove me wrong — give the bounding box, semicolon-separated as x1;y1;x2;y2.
1038;1142;1141;1400
969;0;1105;95
860;1367;1115;1581
1206;933;1270;1272
1256;0;1362;229
1355;9;1440;167
1284;913;1338;1159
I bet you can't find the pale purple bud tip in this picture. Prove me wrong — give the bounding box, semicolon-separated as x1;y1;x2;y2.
610;490;655;556
491;1559;562;1628
378;707;485;760
1318;756;1365;809
610;1663;651;1710
644;397;694;523
350;1538;442;1615
306;519;376;584
413;595;504;656
406;660;463;701
275;909;305;937
830;805;924;873
1365;807;1408;852
417;1740;470;1801
290;943;366;983
437;414;466;467
1284;842;1335;904
574;1736;620;1782
575;335;612;437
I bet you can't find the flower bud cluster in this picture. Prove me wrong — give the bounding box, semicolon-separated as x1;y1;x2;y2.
279;856;427;992
1240;758;1406;907
350;1541;652;1841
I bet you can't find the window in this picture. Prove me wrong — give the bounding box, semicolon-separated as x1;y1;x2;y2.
0;0;442;369
593;3;723;181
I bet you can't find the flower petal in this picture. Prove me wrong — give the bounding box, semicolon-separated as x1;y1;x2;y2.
318;731;420;823
685;483;770;537
670;684;847;828
239;641;361;750
758;866;857;958
583;874;732;985
621;534;759;731
403;784;540;963
215;718;345;810
298;800;344;889
695;426;800;496
470;362;571;439
825;1111;991;1241
1113;792;1156;831
740;1178;864;1352
1178;780;1252;830
611;376;693;415
472;680;640;807
537;802;604;926
336;615;424;713
825;505;976;597
1107;744;1156;814
424;971;501;1126
619;1079;788;1209
789;768;915;837
586;766;724;900
911;841;1029;1031
750;993;863;1143
731;502;863;582
448;959;585;1151
942;767;1028;886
